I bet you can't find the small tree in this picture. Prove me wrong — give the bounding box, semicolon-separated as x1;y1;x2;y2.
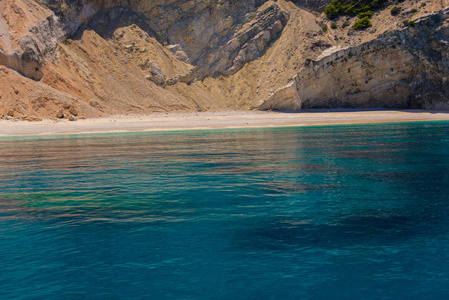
391;6;401;15
353;17;372;30
324;4;339;19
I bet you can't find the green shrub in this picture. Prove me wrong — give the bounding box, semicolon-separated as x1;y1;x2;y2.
352;17;372;29
369;0;384;9
358;10;374;19
403;20;416;27
323;0;388;20
322;25;328;32
411;8;418;13
331;23;338;29
342;21;350;28
324;4;339;19
323;0;354;19
391;6;401;15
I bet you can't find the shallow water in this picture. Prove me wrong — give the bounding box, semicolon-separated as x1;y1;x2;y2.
1;123;449;299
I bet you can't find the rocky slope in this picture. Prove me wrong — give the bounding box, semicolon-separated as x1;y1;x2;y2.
0;0;448;120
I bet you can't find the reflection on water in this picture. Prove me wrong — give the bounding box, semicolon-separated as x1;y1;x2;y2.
1;123;449;299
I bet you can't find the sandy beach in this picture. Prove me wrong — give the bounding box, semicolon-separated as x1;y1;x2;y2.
1;109;449;137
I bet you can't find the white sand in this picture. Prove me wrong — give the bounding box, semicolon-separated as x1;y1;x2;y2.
1;109;449;137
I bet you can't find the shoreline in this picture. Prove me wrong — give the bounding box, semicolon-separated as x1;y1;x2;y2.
1;109;449;137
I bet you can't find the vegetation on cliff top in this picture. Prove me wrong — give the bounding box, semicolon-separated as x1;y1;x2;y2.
324;0;389;30
324;0;388;19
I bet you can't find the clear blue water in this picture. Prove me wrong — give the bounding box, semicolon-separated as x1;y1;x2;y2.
1;122;449;299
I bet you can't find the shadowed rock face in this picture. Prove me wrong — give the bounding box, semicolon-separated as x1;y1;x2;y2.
184;2;290;81
17;0;289;83
288;0;329;11
55;0;289;81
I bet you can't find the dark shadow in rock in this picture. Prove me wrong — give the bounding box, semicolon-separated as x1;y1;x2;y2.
72;7;161;43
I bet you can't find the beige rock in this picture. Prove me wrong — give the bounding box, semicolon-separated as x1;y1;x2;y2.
56;109;64;118
27;115;42;121
259;77;301;111
125;44;134;52
146;61;166;86
69;106;78;116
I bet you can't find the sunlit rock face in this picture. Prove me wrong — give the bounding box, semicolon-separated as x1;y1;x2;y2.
259;8;449;111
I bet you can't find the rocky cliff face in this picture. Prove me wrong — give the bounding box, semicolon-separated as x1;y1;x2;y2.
0;0;448;120
260;6;449;111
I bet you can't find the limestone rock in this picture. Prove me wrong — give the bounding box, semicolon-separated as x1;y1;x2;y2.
189;3;290;79
125;44;134;52
262;8;449;111
259;77;301;111
69;106;78;116
167;44;190;63
146;61;166;86
27;115;42;122
56;109;64;118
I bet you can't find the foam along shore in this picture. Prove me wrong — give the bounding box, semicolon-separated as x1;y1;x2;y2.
1;109;449;137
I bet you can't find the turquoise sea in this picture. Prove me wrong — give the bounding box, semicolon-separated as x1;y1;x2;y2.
1;122;449;299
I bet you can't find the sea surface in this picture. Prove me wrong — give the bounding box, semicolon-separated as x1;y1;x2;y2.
1;122;449;299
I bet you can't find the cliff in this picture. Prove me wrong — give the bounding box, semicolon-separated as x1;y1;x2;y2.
260;4;449;111
0;0;448;120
